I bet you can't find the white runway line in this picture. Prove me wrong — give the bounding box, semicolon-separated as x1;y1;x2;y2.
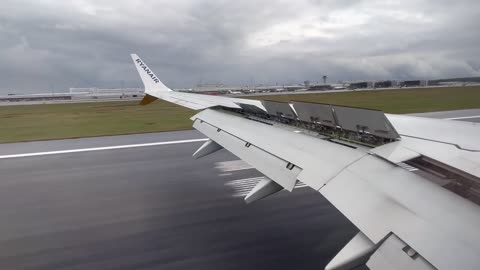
229;177;264;184
223;167;255;172
214;160;254;172
226;176;308;197
444;115;480;120
0;138;209;159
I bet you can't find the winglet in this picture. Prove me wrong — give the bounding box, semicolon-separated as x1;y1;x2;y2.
131;54;172;94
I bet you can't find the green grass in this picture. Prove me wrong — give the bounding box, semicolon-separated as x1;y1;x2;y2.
249;86;480;114
0;100;194;143
0;86;479;143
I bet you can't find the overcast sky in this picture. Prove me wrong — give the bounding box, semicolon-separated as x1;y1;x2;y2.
0;0;479;93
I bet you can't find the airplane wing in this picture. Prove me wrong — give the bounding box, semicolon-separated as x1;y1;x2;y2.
131;54;480;270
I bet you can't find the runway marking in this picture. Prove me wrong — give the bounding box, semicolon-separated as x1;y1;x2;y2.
0;138;209;159
225;176;308;197
214;160;254;172
444;115;480;120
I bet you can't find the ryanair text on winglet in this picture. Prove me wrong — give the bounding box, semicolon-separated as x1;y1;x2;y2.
135;58;160;83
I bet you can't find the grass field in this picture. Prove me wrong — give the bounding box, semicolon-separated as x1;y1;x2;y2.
0;100;194;143
251;86;480;114
0;86;479;143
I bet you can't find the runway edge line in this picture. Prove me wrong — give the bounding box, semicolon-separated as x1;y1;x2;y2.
0;138;208;159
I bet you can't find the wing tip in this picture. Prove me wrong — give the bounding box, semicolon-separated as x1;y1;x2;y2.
131;54;172;93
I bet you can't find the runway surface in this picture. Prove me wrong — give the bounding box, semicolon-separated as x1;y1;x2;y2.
0;109;478;270
409;108;480;122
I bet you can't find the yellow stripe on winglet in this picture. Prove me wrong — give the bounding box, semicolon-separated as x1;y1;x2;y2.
139;94;158;105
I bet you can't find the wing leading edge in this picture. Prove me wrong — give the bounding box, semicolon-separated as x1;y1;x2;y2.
131;54;480;270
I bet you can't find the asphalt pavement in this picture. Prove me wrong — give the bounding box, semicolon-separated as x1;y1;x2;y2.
0;133;357;270
0;109;477;270
409;108;480;122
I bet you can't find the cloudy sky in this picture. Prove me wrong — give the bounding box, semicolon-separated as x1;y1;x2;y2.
0;0;479;93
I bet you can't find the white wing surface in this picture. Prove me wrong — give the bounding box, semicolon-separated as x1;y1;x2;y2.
132;54;480;270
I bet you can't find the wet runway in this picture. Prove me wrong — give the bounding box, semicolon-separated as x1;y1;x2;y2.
409;108;480;122
0;110;477;269
0;134;358;270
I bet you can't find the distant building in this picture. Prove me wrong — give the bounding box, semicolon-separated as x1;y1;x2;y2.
401;80;428;87
69;88;144;98
308;84;332;91
349;81;374;89
194;83;226;92
0;93;72;102
429;77;480;86
283;85;305;91
374;80;393;88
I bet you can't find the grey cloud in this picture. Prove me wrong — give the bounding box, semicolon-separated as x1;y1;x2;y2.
0;0;479;93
